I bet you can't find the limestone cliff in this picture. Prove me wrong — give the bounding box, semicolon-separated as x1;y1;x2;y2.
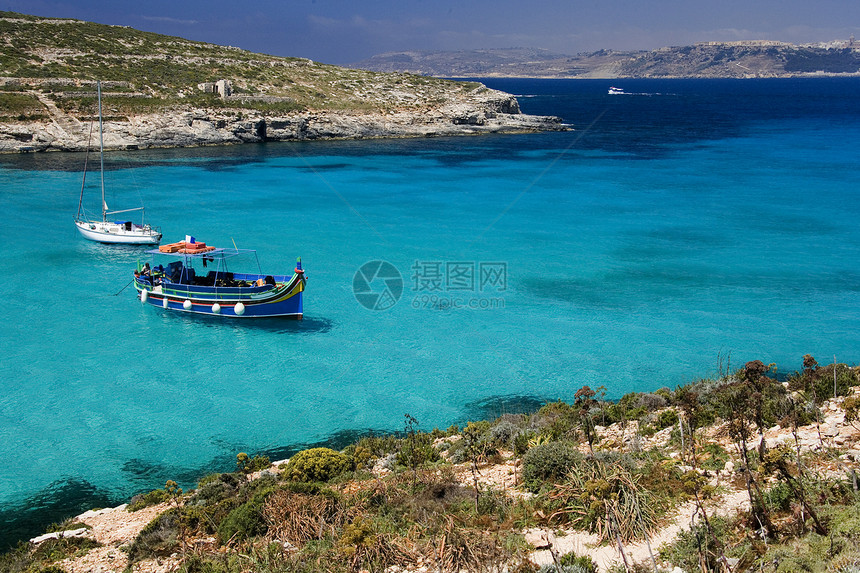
0;89;564;153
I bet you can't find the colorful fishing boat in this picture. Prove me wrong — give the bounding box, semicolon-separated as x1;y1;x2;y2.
133;237;306;318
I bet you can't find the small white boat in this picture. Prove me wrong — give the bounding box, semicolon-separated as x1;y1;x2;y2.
74;82;161;245
608;86;626;95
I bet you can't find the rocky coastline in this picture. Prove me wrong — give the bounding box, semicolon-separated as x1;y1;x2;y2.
16;375;859;573
0;90;566;154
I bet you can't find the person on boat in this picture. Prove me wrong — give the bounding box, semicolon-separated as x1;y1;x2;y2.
141;263;151;277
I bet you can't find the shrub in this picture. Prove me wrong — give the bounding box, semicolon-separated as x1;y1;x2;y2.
490;420;520;446
284;447;351;482
844;394;860;429
0;536;100;573
44;518;91;534
699;443;730;472
354;434;400;459
128;488;169;511
534;401;578;440
217;499;267;543
659;515;730;573
637;393;668;411
656;409;679;430
559;550;598;573
448;423;499;464
397;429;440;469
764;481;794;512
513;431;534;456
236;452;271;474
550;457;664;543
788;359;858;401
638;422;657;437
522;441;583;493
190;472;242;506
128;507;181;563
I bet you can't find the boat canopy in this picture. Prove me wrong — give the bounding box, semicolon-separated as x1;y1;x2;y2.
145;246;260;260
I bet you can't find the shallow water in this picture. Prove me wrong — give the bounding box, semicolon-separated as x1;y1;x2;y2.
1;77;859;545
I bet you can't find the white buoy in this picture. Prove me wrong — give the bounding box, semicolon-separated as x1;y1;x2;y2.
183;299;192;310
162;298;169;308
140;290;148;303
235;302;245;316
212;303;221;314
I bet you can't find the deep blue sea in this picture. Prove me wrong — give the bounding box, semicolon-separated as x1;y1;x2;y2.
1;77;859;545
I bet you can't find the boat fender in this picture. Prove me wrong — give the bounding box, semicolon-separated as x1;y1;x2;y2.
140;290;148;303
235;302;245;316
183;299;192;310
162;298;169;309
212;303;221;314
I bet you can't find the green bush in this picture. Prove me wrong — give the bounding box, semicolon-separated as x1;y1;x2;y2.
190;472;242;506
397;427;441;469
217;499;267;543
535;401;579;440
513;431;533;456
699;443;730;472
659;516;729;573
559;550;598;573
236;452;271;474
284;447;351;482
787;360;858;402
764;481;794;512
489;420;520;446
638;422;657;437
656;409;679;430
353;435;400;458
522;441;583;493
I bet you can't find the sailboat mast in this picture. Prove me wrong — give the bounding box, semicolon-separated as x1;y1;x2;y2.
76;119;94;222
98;81;106;222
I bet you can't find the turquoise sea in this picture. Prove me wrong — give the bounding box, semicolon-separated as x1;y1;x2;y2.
1;77;859;545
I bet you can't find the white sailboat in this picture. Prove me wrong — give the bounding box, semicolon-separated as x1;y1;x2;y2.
74;81;161;245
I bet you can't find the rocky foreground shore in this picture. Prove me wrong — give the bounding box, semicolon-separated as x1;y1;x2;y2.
0;89;565;153
22;381;859;573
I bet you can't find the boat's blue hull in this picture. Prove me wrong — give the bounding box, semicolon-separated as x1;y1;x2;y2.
134;272;305;318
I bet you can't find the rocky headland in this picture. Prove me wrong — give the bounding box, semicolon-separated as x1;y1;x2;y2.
0;84;564;153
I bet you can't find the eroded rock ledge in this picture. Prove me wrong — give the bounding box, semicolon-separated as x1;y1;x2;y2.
0;91;566;153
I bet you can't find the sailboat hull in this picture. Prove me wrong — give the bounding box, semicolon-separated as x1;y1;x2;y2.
75;220;162;245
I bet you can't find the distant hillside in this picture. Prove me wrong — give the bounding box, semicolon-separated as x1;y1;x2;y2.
354;41;860;78
0;12;564;152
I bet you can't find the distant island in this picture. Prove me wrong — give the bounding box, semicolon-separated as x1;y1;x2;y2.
0;12;563;153
353;40;860;79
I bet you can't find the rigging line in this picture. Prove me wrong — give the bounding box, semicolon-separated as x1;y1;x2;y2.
286;146;389;246
112;278;135;296
467;109;608;248
77;118;95;220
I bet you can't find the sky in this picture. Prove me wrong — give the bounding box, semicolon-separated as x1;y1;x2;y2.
5;0;860;65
